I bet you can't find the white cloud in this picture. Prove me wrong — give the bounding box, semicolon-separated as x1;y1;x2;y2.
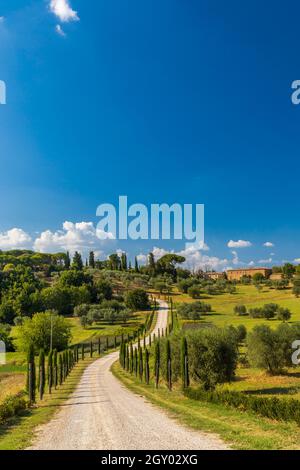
0;228;32;250
248;260;255;266
294;258;300;264
263;241;274;247
136;253;147;264
34;221;114;256
231;250;239;265
258;258;273;264
50;0;79;22
55;24;66;36
227;239;252;248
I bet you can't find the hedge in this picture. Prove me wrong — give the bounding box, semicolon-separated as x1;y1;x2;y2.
0;392;28;424
184;387;300;426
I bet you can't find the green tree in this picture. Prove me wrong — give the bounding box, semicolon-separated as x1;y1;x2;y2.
72;251;83;270
126;289;150;311
181;336;189;389
282;263;295;280
89;251;95;268
27;344;36;404
234;304;247;316
38;349;45;400
16;311;71;353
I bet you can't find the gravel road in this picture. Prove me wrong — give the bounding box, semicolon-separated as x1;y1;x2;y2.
29;300;228;450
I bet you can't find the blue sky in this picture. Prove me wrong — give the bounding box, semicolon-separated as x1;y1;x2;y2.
0;0;300;269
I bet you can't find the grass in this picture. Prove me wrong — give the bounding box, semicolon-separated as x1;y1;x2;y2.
0;356;96;450
171;284;300;330
112;362;300;450
68;311;148;344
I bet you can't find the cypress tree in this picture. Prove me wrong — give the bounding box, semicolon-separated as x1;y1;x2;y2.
98;338;101;355
59;354;63;385
154;341;160;389
126;344;129;371
181;336;189;389
38;349;45;401
48;350;53;394
82;343;85;360
114;336;117;349
138;347;143;381
149;334;152;347
53;349;58;389
72;251;83;270
90;341;93;358
134;348;138;376
89;251;95;268
134;256;139;272
166;340;172;391
106;336;109;351
153;333;156;343
144;349;150;385
119;340;124;366
130;343;133;373
65;251;71;269
27;344;36;404
143;335;146;350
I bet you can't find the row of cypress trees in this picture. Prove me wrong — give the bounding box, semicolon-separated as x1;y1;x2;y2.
119;315;189;390
27;308;156;404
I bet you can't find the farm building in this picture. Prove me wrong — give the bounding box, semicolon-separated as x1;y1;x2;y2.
226;267;272;281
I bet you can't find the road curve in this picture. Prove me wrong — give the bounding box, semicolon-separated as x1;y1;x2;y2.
29;300;228;450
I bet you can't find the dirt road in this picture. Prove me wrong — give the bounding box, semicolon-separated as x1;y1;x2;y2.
29;300;228;450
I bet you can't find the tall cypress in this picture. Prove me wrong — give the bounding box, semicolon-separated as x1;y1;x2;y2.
166;340;172;391
134;348;138;376
181;336;189;389
98;338;101;355
154;341;160;389
144;349;150;385
90;341;93;358
48;350;53;394
59;354;63;385
82;343;85;360
129;343;133;373
89;251;95;268
126;344;129;371
27;344;36;404
38;349;45;401
138;347;143;381
53;349;58;389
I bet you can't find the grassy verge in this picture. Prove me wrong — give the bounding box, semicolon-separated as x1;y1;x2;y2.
0;356;96;450
112;362;300;450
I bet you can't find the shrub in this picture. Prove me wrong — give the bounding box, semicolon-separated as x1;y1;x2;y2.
177;301;212;320
0;393;28;424
234;304;247;316
184;387;300;426
187;286;202;299
187;328;238;390
126;289;150;311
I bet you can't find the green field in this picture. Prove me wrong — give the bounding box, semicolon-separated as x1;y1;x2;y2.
172;284;300;330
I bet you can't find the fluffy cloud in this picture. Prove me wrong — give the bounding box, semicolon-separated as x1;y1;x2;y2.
50;0;79;22
55;24;66;36
34;221;114;256
227;240;252;248
0;228;32;250
263;242;274;247
294;258;300;264
139;245;228;272
136;253;147;264
258;258;273;264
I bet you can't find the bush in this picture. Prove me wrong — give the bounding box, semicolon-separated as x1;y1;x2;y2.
187;328;238;390
184;387;300;426
95;279;113;301
187;286;202;299
234;304;247;316
0;392;28;424
125;289;149;311
177;301;211;320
